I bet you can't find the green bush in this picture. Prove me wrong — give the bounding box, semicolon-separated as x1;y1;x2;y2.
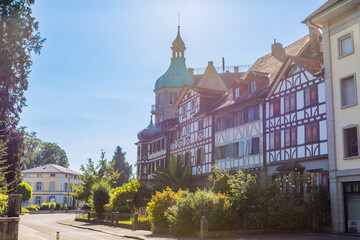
21;207;30;214
110;180;140;213
40;202;56;210
0;193;8;217
15;182;33;203
27;205;39;211
147;187;177;228
91;180;111;215
212;174;231;194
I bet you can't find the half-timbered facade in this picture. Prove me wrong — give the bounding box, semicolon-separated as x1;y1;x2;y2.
265;55;328;186
170;85;225;177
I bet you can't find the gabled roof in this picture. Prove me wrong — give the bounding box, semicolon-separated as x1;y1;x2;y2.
240;35;310;86
302;0;342;23
290;55;322;75
218;72;244;89
22;164;82;175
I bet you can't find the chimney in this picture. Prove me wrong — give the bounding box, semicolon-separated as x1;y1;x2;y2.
234;66;239;73
188;67;194;75
208;61;214;66
308;26;321;57
271;39;286;61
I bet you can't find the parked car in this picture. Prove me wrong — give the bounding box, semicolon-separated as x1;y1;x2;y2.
81;204;91;211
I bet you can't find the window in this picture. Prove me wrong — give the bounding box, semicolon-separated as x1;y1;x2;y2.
25;173;30;178
270;131;281;150
285;127;297;147
215;146;226;160
225;113;234;128
63;197;67;204
64;183;68;192
344;126;359;158
226;144;234;158
35;196;41;205
250;80;256;93
338;33;353;58
304;85;317;107
284;93;296;113
197;148;204;164
49;182;55;191
198;119;203;131
158;94;163;104
237;141;245;157
216;117;226;132
185;152;191;166
36;182;42;191
37;174;42;178
191;100;195;112
248;137;260;154
209;77;214;84
169;92;178;104
269;98;280;117
248;105;259;122
234;88;240;99
50;173;55;178
340;74;357;107
305;122;319;143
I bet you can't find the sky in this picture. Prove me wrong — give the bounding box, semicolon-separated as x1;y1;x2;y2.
20;0;327;172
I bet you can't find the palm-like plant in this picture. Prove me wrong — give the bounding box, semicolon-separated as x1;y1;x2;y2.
152;155;192;191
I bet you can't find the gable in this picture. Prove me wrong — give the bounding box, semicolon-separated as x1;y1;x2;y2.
195;62;228;91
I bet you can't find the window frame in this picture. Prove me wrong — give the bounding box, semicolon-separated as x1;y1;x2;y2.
340;73;357;108
343;124;360;159
338;32;354;59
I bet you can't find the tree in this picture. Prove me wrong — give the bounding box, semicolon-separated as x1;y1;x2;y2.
21;131;42;170
152;155;192;191
75;150;120;202
91;180;110;216
0;138;10;193
35;142;69;168
0;0;45;193
14;182;32;203
112;146;132;187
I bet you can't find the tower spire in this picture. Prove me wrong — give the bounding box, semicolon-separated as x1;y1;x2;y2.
178;12;180;31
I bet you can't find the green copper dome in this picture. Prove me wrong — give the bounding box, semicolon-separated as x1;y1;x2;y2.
155;28;193;90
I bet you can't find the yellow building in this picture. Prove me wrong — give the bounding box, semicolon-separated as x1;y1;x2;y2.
304;0;360;233
21;164;82;207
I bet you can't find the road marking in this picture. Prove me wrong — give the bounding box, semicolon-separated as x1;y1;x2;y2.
19;224;48;240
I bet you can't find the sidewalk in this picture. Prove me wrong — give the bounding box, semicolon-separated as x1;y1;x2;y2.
56;218;192;240
57;218;360;240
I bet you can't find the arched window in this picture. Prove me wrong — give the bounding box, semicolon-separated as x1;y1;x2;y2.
287;65;301;76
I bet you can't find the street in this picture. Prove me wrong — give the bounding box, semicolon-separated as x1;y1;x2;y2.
19;213;126;240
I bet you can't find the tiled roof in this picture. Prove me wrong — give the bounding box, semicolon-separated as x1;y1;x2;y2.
302;0;342;23
290;56;323;75
192;72;244;89
241;35;310;85
201;35;311;115
22;164;82;175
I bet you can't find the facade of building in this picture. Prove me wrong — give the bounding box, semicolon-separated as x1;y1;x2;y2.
21;164;82;207
304;0;360;232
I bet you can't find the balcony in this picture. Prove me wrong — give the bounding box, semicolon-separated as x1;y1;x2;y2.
151;104;163;114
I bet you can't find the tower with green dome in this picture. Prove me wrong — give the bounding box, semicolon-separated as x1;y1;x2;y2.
151;26;194;125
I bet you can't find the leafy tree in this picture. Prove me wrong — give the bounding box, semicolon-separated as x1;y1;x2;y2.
76;150;120;202
152;155;192;191
35;142;69;168
0;138;10;193
14;182;32;203
0;0;45;193
112;146;132;187
91;179;110;216
21;131;42;170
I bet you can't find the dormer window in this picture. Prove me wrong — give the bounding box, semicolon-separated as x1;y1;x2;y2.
250;80;256;94
234;88;240;99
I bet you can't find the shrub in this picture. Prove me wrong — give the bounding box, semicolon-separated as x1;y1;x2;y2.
147;187;177;228
14;182;32;203
212;173;231;194
110;180;140;213
40;202;56;210
91;179;111;215
21;208;30;214
27;205;39;211
0;193;8;217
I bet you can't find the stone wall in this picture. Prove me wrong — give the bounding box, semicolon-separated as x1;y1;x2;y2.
0;217;20;240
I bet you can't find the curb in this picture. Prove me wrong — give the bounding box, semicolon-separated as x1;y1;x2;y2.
56;221;145;240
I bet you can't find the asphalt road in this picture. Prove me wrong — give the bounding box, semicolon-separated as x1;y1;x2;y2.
19;213;126;240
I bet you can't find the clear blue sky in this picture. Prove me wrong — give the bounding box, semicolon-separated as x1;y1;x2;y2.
20;0;327;172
